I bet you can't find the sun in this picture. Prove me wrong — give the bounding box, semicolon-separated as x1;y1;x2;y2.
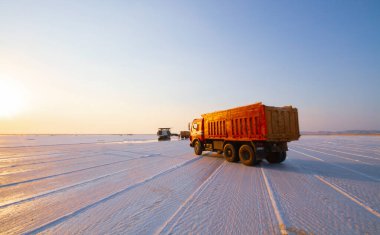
0;79;26;118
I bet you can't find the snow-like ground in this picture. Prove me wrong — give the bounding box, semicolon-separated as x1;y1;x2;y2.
0;135;379;234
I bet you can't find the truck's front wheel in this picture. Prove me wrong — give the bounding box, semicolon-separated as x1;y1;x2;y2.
239;145;258;166
223;144;238;162
194;141;203;155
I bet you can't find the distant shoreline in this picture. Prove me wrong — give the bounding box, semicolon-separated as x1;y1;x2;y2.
301;133;380;136
0;134;155;136
1;134;379;137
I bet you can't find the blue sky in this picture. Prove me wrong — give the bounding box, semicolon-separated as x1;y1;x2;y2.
0;1;379;133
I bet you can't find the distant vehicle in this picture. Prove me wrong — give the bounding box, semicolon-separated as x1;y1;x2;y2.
157;128;171;141
189;103;300;166
180;131;190;139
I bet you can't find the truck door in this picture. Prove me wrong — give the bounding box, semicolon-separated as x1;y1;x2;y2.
190;119;204;142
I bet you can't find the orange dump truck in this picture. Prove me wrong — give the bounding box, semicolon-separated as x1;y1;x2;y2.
189;103;300;165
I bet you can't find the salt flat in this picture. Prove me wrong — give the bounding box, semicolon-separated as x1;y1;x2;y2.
0;135;379;234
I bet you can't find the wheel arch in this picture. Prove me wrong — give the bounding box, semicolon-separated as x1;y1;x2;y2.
192;138;202;146
223;141;256;152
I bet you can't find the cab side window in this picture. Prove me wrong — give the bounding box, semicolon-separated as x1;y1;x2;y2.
193;123;198;131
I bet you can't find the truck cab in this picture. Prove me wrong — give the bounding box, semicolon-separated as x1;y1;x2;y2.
189;119;204;148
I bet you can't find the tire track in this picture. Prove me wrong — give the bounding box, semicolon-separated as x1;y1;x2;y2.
292;145;369;164
261;167;288;235
0;152;105;169
309;141;380;152
290;148;324;162
297;142;380;156
0;140;123;149
23;156;203;235
5;149;146;169
0;154;161;188
0;138;159;150
261;158;378;234
307;143;380;156
315;175;380;218
289;148;379;182
0;143;133;161
0;151;65;160
0;141;175;174
0;148;106;161
294;144;380;161
156;161;279;235
0;151;129;178
156;162;226;235
288;149;380;214
41;156;223;234
0;154;163;209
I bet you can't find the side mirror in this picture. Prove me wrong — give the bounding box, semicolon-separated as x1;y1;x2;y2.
188;123;190;130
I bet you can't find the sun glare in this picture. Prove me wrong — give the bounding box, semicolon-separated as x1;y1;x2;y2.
0;79;26;118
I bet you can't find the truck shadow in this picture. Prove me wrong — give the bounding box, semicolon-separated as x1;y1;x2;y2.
260;158;380;183
200;151;380;182
201;151;225;159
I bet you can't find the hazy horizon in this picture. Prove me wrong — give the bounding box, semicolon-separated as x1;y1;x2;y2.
1;129;380;136
1;1;379;134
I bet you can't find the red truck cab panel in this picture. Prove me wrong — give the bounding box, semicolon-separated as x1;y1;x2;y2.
190;118;204;145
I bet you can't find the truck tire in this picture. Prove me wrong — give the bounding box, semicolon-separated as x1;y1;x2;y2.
239;144;258;166
279;151;287;162
266;151;287;163
194;141;203;155
223;144;238;162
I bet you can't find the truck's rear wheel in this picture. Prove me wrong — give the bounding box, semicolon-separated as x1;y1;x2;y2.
266;151;287;163
239;145;258;166
223;144;238;162
279;151;287;162
194;141;203;155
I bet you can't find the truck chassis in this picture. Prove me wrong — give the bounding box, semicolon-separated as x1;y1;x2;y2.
189;103;299;166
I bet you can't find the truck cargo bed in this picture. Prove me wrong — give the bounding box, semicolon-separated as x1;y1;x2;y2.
201;103;300;142
264;105;300;141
